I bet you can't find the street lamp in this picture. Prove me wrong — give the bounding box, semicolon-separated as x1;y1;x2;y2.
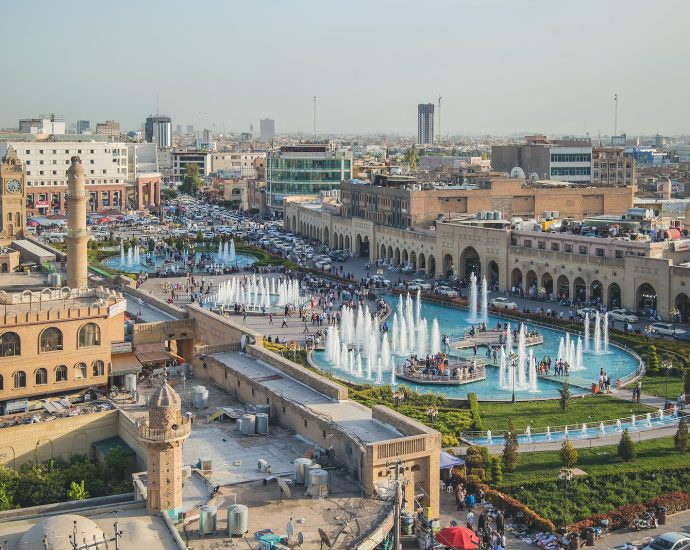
426;406;438;425
558;467;573;532
662;360;673;410
509;351;519;404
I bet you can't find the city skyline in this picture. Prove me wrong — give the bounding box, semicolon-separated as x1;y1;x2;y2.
1;0;689;136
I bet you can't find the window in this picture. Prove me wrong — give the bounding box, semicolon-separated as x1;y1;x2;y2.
551;243;560;251
0;332;20;357
524;240;532;248
35;368;48;385
595;248;605;257
579;246;588;255
79;323;101;347
75;362;87;379
615;250;623;258
92;360;105;377
0;375;3;390
538;241;545;250
56;365;67;382
40;327;63;352
14;371;26;388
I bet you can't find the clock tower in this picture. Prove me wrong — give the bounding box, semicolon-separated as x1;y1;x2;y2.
0;146;26;245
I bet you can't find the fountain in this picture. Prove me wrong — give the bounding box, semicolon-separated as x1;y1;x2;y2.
603;312;609;352
631;414;636;427
228;239;236;262
646;413;652;427
616;419;622;431
594;312;601;354
469;272;478;322
525;426;532;440
376;357;383;384
659;408;664;420
564;425;569;439
486;430;492;443
599;421;605;434
584;312;590;351
480;277;488;323
546;426;551;440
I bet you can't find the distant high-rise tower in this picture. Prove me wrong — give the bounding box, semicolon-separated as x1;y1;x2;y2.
139;380;190;513
186;124;194;135
175;124;182;135
65;157;89;289
260;119;275;143
76;120;90;134
145;115;172;148
417;103;434;145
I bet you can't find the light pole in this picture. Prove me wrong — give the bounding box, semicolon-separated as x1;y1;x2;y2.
509;351;518;404
558;467;573;532
662;360;673;409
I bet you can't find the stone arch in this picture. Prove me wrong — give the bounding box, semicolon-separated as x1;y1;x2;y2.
557;275;570;300
637;282;657;314
511;268;523;291
541;272;554;296
360;235;370;258
442;253;455;278
428;255;436;277
608;282;621;308
418;253;426;272
590;280;603;303
526;270;538;297
339;234;344;249
402;249;409;266
573;277;587;302
355;234;362;255
394;247;401;266
344;234;350;251
291;215;297;232
387;245;393;263
674;293;690;323
323;226;330;247
488;261;499;288
460;246;480;280
332;231;339;249
410;251;418;271
379;243;386;260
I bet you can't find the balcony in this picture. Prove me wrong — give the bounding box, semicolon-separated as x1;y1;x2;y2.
138;420;191;444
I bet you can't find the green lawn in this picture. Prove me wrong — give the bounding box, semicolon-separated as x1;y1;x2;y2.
500;436;688;485
639;375;686;399
478;395;654;432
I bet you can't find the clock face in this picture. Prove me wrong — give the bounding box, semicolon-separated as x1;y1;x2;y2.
5;179;21;194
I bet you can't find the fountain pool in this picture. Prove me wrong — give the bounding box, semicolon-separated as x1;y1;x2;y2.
104;247;257;273
311;294;640;400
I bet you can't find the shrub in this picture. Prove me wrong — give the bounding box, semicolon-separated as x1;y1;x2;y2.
559;383;572;412
503;418;519;472
465;446;487;481
490;456;503;484
467;392;483;430
618;429;636;461
560;440;578;468
646;346;660;373
675;418;689;454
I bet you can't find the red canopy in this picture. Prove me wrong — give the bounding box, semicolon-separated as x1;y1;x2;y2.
435;526;479;549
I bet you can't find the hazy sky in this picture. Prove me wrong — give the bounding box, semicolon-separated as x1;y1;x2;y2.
3;0;688;136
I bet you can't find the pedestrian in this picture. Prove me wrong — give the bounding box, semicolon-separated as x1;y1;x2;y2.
466;510;475;531
269;312;274;325
281;316;288;328
495;510;504;534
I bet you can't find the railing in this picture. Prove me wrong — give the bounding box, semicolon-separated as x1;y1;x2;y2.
137;421;191;442
397;363;486;384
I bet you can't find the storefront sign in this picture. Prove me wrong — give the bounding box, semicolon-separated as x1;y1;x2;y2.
111;341;133;354
108;299;128;318
5;399;28;414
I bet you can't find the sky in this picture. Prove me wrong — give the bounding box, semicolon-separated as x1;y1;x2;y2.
2;0;688;137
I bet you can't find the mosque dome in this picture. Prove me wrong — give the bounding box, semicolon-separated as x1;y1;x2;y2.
151;380;181;409
20;514;105;549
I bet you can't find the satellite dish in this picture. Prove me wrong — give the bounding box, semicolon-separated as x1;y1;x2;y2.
318;528;332;549
509;166;525;179
278;477;291;498
297;532;304;545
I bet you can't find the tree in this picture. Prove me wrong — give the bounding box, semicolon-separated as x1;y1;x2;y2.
180;164;203;196
558;383;572;412
646;346;660;373
675;418;689;454
502;418;519;472
0;485;13;511
465;446;486;481
161;187;178;201
404;145;418;171
67;480;89;501
490;456;503;484
684;369;690;395
618;429;636;461
559;440;578;468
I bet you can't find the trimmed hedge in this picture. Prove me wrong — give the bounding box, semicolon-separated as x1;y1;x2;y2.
467;392;483;431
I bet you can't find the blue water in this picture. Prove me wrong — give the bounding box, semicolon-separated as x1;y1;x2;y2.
104;252;256;273
311;296;640;401
469;414;681;446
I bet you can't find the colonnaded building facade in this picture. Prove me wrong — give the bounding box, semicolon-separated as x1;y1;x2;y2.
285;176;690;322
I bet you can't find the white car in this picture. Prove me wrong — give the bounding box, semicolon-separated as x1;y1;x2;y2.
643;532;690;550
650;322;686;337
609;309;639;323
491;297;518;310
435;287;458;298
407;284;421;292
576;307;598;318
412;280;432;291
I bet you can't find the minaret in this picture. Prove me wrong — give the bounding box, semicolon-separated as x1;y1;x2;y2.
65;156;89;289
138;380;190;513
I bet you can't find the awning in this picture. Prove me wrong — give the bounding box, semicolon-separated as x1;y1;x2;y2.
111;353;143;375
440;451;465;469
135;343;171;364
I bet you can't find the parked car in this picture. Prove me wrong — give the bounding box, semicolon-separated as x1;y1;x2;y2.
406;284;421;292
435;286;458;298
642;532;690;550
491;297;518;310
609;309;639;323
650;322;686;337
412;279;432;291
576;307;598;318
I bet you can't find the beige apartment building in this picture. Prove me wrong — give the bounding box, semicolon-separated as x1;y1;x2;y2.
592;147;636;187
285;192;690;321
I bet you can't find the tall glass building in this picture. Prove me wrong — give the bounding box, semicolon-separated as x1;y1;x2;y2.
267;142;352;211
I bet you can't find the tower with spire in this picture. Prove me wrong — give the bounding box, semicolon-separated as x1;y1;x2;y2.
138;380;190;513
65;156;89;289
